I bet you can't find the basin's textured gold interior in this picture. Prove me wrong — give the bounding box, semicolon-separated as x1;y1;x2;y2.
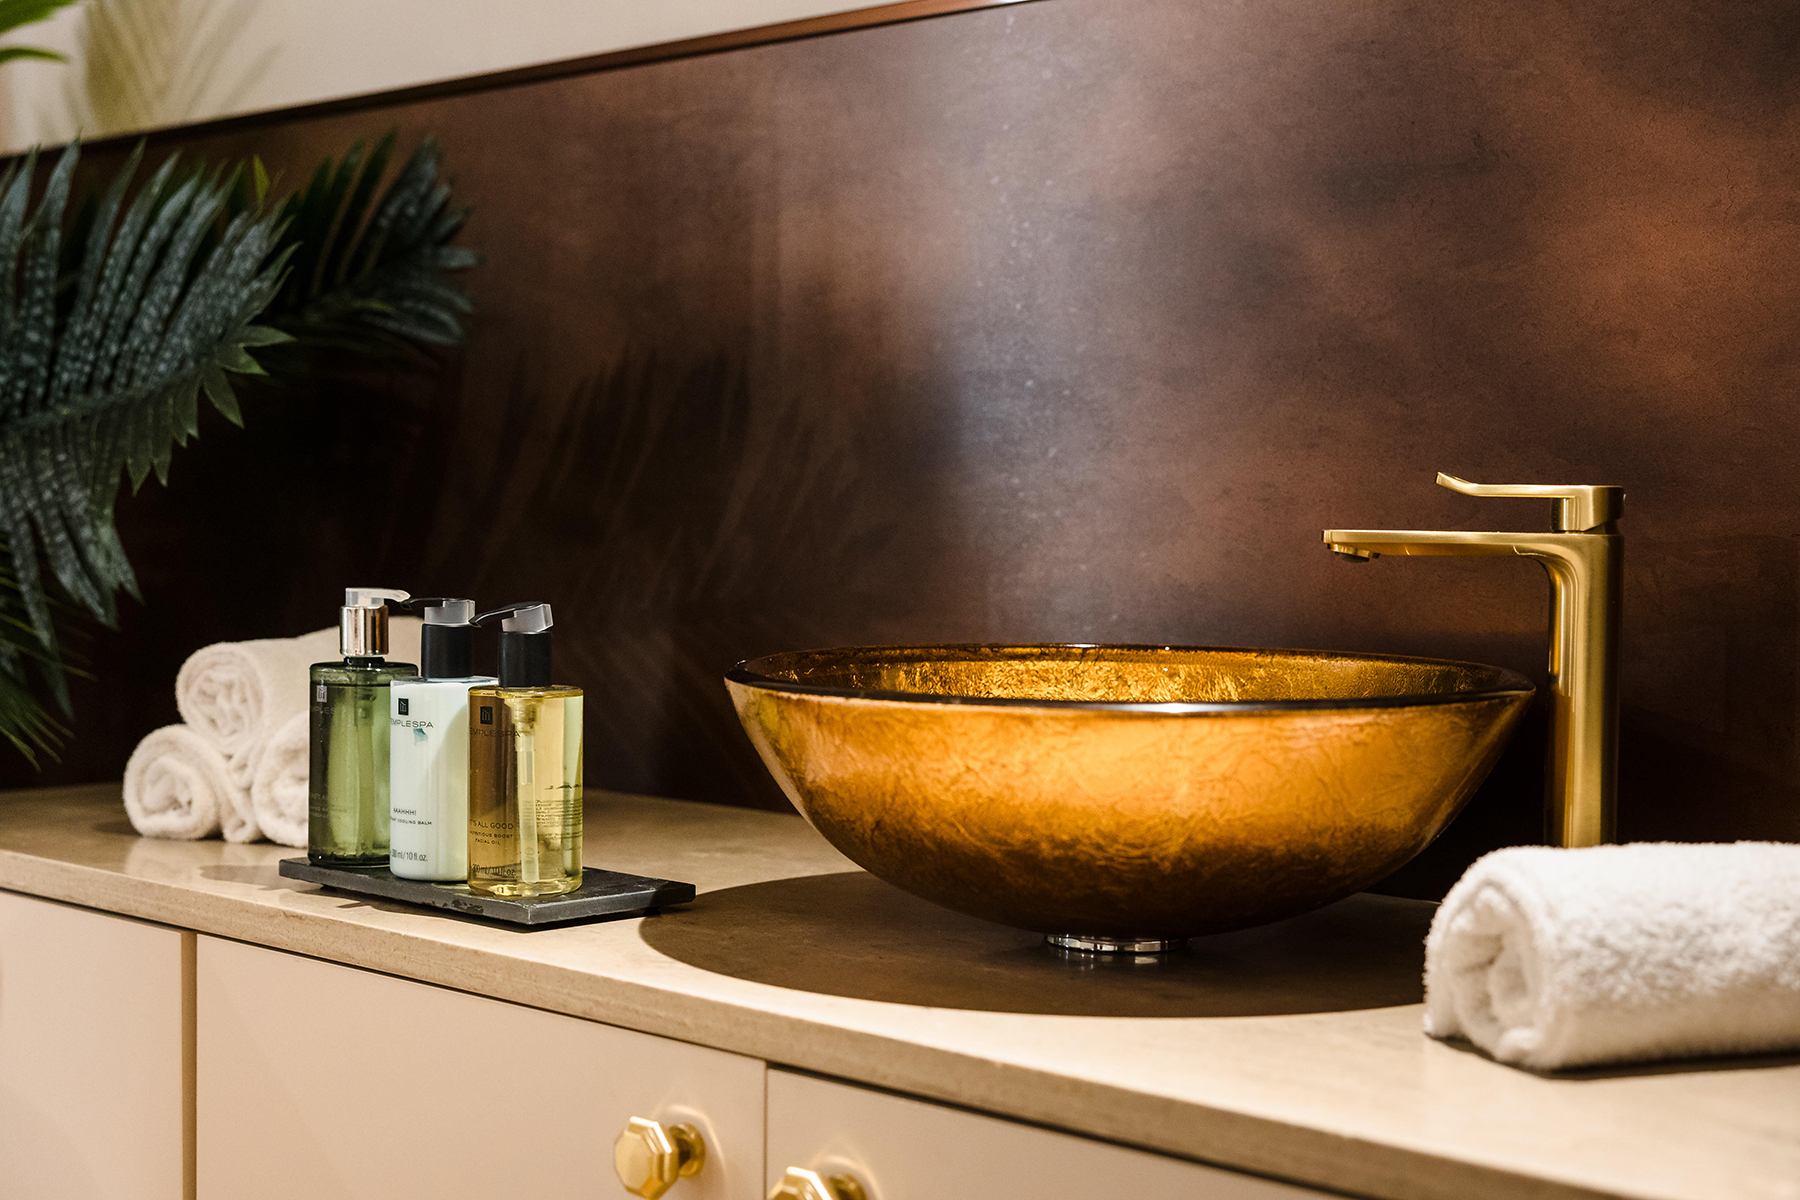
754;644;1520;707
727;645;1533;939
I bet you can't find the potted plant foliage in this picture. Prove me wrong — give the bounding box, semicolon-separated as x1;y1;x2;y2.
0;131;477;762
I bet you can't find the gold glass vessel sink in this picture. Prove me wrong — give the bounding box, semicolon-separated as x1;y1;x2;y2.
726;645;1532;951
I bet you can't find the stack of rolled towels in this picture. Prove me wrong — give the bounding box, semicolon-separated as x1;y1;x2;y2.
1424;841;1800;1070
123;620;421;847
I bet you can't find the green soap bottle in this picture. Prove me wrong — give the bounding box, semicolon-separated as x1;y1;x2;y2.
308;587;418;865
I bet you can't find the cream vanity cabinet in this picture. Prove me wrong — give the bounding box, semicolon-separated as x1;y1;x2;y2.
764;1069;1322;1200
0;892;189;1200
201;939;1330;1200
195;936;764;1200
3;902;1329;1200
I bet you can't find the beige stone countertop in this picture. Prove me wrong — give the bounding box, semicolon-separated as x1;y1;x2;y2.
1;782;1796;1200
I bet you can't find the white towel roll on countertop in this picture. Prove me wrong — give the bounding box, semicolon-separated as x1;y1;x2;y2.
250;710;310;848
174;627;338;788
1424;842;1800;1071
123;725;257;842
174;618;422;788
127;617;422;842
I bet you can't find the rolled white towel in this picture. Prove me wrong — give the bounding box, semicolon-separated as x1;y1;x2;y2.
123;725;256;842
250;710;310;848
175;627;338;788
1424;842;1800;1071
174;618;422;788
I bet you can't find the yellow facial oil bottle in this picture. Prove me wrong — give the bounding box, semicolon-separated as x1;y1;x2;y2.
467;603;584;896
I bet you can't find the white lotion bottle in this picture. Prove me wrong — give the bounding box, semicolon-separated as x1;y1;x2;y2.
389;599;496;880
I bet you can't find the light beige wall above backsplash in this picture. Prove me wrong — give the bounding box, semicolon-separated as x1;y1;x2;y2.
0;0;994;153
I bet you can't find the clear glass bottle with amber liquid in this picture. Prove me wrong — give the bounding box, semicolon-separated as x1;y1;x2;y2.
467;603;584;896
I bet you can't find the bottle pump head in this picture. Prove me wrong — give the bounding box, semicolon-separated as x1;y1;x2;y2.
409;597;476;678
340;587;410;657
474;603;554;687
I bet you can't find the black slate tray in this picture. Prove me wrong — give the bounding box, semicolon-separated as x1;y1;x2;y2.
277;858;696;927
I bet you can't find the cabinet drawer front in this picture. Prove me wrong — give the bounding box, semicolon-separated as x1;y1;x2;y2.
767;1070;1325;1200
0;892;188;1200
198;936;763;1199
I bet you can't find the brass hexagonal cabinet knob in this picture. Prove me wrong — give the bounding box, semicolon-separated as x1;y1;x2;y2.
767;1166;867;1200
614;1117;705;1199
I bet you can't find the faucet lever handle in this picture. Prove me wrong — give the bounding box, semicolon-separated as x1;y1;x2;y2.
1436;473;1623;532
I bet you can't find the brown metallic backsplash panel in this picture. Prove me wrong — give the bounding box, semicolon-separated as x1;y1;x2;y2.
10;0;1800;896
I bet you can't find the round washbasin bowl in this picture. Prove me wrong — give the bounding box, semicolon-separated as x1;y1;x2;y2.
726;644;1532;948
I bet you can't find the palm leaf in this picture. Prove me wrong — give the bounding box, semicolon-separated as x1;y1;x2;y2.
66;0;274;139
0;134;475;765
0;539;85;766
0;645;65;764
0;536;79;764
0;0;79;72
0;0;80;35
258;132;478;363
0;141;290;712
0;46;63;64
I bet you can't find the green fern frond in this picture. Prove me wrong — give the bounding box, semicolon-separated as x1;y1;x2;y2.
0;0;80;34
0;141;290;672
0;45;63;64
0;133;475;767
0;649;65;764
0;537;70;765
0;0;79;75
67;0;273;138
260;132;478;362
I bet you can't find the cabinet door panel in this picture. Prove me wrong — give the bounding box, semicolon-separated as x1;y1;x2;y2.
767;1069;1326;1200
197;936;762;1200
0;891;189;1200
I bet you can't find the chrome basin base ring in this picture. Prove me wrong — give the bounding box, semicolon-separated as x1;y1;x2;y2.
1046;933;1187;955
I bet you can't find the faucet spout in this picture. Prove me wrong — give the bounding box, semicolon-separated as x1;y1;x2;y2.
1321;479;1624;848
1321;529;1551;558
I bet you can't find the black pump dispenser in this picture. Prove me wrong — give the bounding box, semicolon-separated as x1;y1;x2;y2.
410;598;477;679
475;603;554;687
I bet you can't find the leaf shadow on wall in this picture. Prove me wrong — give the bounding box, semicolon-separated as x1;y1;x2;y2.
408;351;901;810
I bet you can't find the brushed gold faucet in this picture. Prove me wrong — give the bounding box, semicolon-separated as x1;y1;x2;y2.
1323;473;1624;847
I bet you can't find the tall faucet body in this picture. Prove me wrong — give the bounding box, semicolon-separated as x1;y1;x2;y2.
1323;475;1624;848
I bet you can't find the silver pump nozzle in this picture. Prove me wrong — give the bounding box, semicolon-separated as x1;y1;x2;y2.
340;586;410;657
